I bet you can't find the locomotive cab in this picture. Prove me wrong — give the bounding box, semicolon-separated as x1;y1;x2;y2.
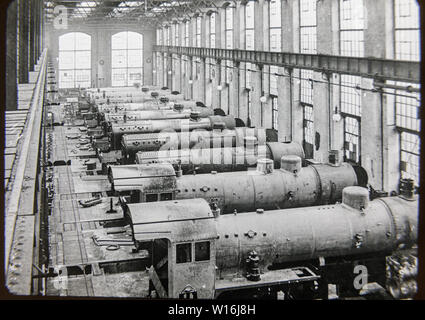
125;199;218;299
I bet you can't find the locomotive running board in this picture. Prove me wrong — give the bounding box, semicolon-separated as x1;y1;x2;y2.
214;267;320;296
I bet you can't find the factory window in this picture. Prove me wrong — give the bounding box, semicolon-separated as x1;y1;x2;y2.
299;0;317;105
210;12;216;48
206;13;216;80
300;0;316;158
395;0;420;61
303;104;314;159
176;243;192;264
400;132;420;182
196;16;202;48
195;241;210;262
272;96;279;131
394;0;420;184
339;0;364;58
111;31;144;87
343;115;361;163
224;5;234;85
339;0;364;165
270;66;279;96
269;0;282;52
247;90;252;127
268;0;281;129
156;29;162;45
58;32;91;89
245;1;255;89
225;5;234;49
170;25;175;46
184;21;190;46
175;24;180;46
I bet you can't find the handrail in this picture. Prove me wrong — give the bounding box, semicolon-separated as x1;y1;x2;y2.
5;49;48;292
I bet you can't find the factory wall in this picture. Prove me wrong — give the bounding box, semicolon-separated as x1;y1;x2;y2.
46;23;155;88
6;0;44;111
154;0;419;195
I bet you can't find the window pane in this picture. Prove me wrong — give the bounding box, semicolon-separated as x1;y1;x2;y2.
246;30;255;50
128;50;143;67
75;32;91;50
270;0;281;28
75;69;91;88
176;243;192;264
112;69;127;87
128;68;143;84
59;33;75;51
59;51;74;70
112;50;127;68
127;31;143;49
270;29;281;52
340;0;364;30
112;32;127;49
300;0;317;26
59;70;74;88
195;242;210;262
75;51;91;69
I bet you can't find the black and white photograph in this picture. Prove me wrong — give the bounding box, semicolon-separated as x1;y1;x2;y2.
1;0;423;305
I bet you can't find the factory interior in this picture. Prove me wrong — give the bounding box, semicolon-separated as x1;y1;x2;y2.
3;0;422;300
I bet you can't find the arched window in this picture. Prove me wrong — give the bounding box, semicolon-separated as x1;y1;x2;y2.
112;31;144;87
58;32;91;88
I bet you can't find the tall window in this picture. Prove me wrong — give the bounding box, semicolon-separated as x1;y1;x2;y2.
394;0;420;183
206;12;217;80
210;12;216;48
300;0;317;158
196;16;202;47
175;24;180;46
223;5;234;85
111;31;144;87
245;1;255;89
184;21;190;46
339;0;364;164
156;29;162;45
58;32;91;88
272;97;279;130
269;0;281;131
269;0;281;52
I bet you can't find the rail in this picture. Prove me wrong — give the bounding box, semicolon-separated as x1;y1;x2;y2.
5;49;48;295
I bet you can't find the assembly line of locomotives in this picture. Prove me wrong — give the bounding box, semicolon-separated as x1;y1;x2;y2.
71;85;417;299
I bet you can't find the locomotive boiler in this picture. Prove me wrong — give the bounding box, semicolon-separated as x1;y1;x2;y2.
108;114;241;150
92;92;184;105
101;105;215;124
96;100;199;114
134;141;305;173
121;128;268;162
109;155;368;213
125;187;418;299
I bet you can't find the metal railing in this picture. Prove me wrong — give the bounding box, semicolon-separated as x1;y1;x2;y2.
5;49;48;295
